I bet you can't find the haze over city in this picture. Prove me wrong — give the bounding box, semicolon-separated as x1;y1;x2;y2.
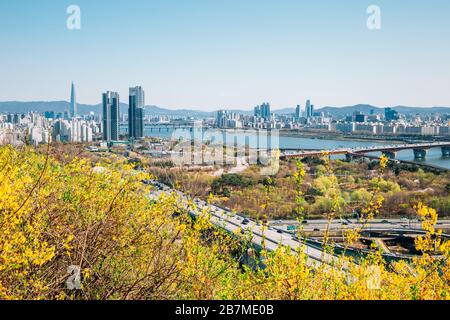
1;0;450;109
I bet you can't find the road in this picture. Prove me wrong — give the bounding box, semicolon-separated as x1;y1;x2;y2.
147;181;336;267
147;181;450;267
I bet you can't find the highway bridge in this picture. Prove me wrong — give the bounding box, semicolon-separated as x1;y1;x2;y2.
281;141;450;160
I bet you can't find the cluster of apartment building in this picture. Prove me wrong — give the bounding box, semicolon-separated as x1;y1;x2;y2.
0;83;150;146
215;101;450;137
0;111;100;146
326;122;450;136
310;110;450;136
51;118;99;143
216;100;321;130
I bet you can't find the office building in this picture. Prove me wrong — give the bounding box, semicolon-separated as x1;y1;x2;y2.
353;111;367;123
385;108;399;122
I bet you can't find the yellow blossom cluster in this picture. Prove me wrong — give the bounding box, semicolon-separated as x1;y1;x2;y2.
0;145;449;300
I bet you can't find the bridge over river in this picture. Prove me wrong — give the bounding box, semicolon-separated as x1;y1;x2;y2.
281;142;450;162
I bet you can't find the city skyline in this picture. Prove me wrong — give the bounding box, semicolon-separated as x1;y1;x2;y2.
3;80;449;114
0;0;450;109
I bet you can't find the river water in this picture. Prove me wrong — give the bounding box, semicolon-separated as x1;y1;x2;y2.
122;126;450;169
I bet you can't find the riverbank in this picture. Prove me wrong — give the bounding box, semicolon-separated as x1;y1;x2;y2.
278;130;407;144
217;128;409;144
132;127;450;169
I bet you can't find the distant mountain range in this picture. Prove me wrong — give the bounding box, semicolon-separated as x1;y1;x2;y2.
273;104;450;116
1;101;449;118
0;101;215;118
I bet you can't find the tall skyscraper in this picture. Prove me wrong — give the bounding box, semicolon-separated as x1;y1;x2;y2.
261;102;271;121
70;82;77;118
295;105;302;119
305;99;311;118
254;103;271;121
306;99;314;118
128;86;145;140
102;91;120;142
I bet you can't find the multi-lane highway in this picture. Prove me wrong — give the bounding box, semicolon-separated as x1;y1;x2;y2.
147;181;336;267
147;180;450;267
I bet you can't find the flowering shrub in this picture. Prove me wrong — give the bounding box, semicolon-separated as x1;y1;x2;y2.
0;146;449;300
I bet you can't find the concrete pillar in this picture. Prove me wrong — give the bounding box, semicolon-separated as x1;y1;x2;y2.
442;147;450;157
382;151;396;159
413;148;427;159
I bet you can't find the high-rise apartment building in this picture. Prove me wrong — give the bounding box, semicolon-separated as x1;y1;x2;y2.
254;103;271;121
128;86;145;139
261;102;271;121
216;110;229;128
102;91;120;142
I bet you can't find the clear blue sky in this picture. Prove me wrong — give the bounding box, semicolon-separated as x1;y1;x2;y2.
0;0;449;110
